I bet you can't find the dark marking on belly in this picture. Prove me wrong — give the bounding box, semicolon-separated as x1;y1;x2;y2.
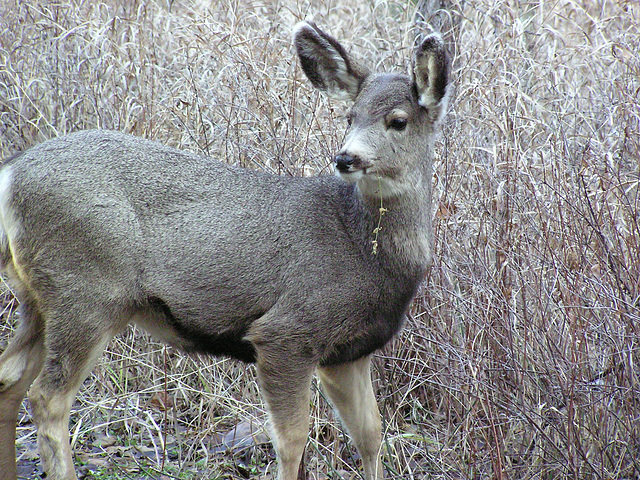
148;297;257;363
319;313;406;366
318;279;417;367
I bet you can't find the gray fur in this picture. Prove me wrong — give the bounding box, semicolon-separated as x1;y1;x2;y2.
0;22;450;480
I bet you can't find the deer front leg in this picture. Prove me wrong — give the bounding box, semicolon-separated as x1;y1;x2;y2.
254;347;314;480
317;355;384;480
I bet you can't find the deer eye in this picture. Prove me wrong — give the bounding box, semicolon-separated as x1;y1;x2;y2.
388;117;407;131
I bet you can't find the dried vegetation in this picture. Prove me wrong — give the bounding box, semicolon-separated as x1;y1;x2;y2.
0;0;638;478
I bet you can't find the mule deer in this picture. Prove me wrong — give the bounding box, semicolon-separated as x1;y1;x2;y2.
0;21;450;480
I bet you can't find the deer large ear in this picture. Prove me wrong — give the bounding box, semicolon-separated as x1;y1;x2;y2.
413;32;450;123
293;21;368;101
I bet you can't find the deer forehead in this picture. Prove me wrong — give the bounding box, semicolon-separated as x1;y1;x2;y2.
352;73;419;120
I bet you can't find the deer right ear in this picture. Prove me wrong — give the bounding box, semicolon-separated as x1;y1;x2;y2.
413;32;450;123
293;22;368;101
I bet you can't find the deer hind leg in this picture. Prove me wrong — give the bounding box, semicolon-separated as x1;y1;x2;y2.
254;347;314;480
27;305;119;480
317;355;384;480
0;299;45;479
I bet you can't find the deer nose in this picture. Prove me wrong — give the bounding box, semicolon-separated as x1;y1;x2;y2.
334;153;355;173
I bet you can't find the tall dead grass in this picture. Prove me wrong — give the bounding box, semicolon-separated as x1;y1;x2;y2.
0;0;638;478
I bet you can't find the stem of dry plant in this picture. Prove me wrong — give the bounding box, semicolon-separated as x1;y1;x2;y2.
0;0;638;478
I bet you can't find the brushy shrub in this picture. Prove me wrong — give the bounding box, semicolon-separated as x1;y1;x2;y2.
1;0;638;478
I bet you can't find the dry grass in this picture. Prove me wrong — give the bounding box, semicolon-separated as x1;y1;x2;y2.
1;0;639;478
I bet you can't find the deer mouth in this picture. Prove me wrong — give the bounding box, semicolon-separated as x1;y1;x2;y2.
336;168;365;182
334;153;370;181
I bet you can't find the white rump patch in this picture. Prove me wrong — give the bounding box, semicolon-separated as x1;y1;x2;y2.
0;166;20;255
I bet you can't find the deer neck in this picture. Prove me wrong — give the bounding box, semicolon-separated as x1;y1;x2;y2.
357;162;434;277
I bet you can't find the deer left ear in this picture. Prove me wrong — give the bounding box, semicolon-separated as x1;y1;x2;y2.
294;21;369;101
413;32;450;123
